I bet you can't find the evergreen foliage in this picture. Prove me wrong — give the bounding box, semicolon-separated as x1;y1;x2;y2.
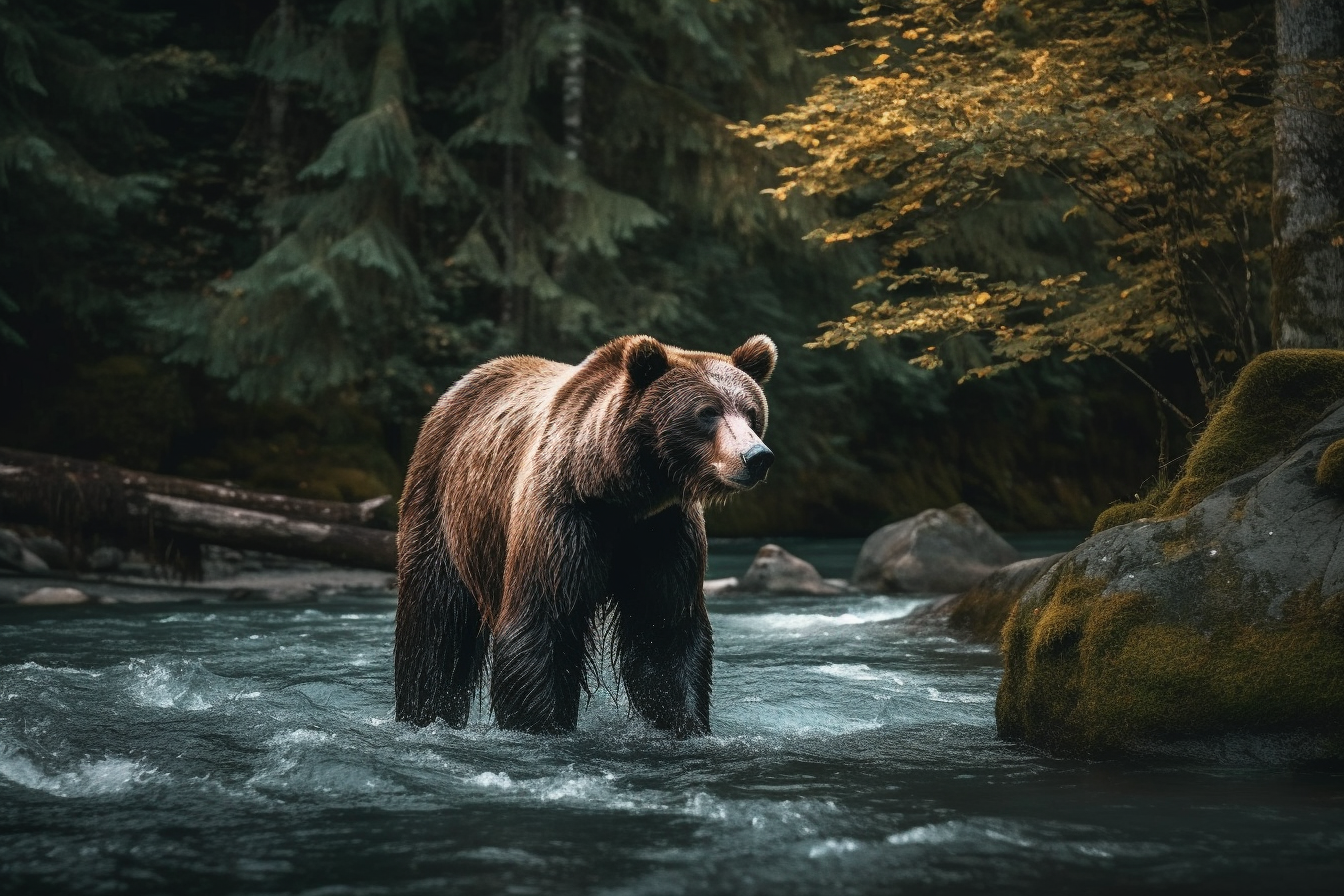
0;0;1190;533
0;0;214;344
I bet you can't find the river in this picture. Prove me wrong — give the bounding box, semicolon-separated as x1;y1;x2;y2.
2;537;1341;894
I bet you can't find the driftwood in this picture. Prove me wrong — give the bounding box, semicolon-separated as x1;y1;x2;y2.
0;448;397;573
0;448;392;525
139;494;395;570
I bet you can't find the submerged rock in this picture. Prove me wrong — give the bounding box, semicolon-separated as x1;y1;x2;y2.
19;586;91;605
998;350;1344;758
88;546;125;573
852;504;1018;594
703;577;739;595
913;554;1064;642
729;544;846;595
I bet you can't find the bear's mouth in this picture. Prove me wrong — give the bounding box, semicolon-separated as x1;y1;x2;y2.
723;472;764;490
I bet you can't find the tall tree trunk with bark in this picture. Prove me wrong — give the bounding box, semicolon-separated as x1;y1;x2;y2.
1272;0;1344;348
552;1;584;283
261;0;298;251
499;0;523;335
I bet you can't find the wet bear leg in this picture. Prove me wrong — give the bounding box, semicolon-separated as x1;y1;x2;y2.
395;536;488;727
611;506;712;738
490;505;606;733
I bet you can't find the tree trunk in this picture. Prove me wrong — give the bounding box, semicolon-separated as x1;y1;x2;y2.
261;0;298;251
137;494;395;571
1271;0;1344;348
552;1;585;282
500;0;522;331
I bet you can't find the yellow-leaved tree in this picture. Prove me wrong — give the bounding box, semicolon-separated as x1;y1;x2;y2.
738;0;1284;419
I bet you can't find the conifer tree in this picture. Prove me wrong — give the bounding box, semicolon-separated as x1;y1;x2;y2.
0;0;210;344
155;0;457;403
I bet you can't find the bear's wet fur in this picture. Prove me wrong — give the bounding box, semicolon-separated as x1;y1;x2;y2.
394;334;777;736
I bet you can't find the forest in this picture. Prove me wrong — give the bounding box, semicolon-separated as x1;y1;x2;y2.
8;0;1308;537
4;3;1344;891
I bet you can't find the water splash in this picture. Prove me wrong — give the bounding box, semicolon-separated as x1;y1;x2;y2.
0;745;156;797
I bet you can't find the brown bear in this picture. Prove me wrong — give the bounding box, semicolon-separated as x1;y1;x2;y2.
394;334;777;736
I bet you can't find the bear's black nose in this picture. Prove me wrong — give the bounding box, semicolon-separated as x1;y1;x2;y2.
742;444;774;483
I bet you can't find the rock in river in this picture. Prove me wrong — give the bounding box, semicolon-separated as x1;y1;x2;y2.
23;536;71;570
852;504;1018;594
730;544;846;595
998;350;1344;758
0;528;50;574
19;587;92;606
910;553;1064;641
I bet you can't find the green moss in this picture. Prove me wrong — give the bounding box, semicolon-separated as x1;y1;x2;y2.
1092;497;1157;535
997;565;1344;756
947;586;1021;642
43;356;194;471
1316;439;1344;491
176;399;402;502
1159;350;1344;515
947;557;1058;642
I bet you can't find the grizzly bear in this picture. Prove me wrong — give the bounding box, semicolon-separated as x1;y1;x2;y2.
394;334;777;736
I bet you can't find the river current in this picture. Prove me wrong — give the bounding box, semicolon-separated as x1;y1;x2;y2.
2;538;1342;894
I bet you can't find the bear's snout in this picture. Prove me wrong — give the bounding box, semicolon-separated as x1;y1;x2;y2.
741;443;774;484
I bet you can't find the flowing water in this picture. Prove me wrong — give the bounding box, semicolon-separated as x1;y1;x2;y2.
2;537;1342;895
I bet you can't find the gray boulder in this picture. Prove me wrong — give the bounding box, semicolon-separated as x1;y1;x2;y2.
23;536;70;570
908;553;1064;641
852;504;1019;594
19;587;91;606
703;577;739;595
0;528;50;574
730;544;847;595
88;546;125;572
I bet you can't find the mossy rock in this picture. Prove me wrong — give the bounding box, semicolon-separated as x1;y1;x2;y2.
998;566;1344;756
43;356;194;471
943;553;1063;642
177;398;402;503
1317;439;1344;491
1091;497;1156;535
1159;349;1344;515
999;350;1344;760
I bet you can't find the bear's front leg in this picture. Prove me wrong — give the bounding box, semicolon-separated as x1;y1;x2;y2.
611;505;712;737
490;503;607;733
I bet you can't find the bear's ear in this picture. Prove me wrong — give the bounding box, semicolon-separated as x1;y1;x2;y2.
623;335;670;389
730;335;777;384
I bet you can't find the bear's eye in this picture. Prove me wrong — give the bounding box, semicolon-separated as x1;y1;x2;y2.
747;410;759;430
697;406;720;426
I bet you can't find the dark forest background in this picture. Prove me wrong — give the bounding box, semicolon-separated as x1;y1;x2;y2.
0;0;1198;536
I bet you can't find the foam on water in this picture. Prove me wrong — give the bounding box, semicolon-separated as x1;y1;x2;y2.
925;687;992;704
812;662;906;685
4;661;102;678
0;745;156;797
465;767;659;810
727;596;923;633
808;838;861;859
126;658;222;710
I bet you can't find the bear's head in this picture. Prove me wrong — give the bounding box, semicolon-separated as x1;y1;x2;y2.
623;334;778;502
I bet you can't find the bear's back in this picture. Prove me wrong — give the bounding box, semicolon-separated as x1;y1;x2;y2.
431;355;575;612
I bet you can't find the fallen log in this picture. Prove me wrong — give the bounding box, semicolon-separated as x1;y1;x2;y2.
137;494;396;571
0;447;393;527
0;449;398;573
